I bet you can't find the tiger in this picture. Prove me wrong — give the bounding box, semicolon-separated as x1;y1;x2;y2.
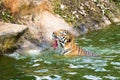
52;29;97;56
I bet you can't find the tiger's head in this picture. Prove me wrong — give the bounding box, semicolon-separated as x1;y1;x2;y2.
52;29;75;49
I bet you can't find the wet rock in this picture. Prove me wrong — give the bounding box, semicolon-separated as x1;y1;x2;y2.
102;16;111;26
0;22;28;54
75;24;88;35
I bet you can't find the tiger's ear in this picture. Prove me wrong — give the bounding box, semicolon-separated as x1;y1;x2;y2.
63;30;69;34
67;38;71;42
67;34;72;42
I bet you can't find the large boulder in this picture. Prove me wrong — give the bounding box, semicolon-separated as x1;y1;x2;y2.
1;0;78;54
2;0;78;43
0;22;28;54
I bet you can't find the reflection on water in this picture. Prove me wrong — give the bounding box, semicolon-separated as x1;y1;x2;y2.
0;24;120;80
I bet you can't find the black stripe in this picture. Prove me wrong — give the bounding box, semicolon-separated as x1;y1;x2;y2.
78;47;80;55
78;47;97;56
85;50;96;56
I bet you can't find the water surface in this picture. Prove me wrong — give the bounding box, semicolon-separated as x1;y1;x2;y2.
0;24;120;80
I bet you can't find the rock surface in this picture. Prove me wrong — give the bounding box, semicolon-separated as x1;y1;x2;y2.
8;0;78;44
1;0;120;54
51;0;120;33
1;0;78;54
0;22;28;54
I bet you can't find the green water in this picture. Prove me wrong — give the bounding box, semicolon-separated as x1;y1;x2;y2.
0;24;120;80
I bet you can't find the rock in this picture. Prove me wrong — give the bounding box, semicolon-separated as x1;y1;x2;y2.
0;22;28;54
102;16;111;25
10;0;78;43
1;0;79;54
2;0;120;32
51;0;120;32
3;0;120;55
36;11;79;41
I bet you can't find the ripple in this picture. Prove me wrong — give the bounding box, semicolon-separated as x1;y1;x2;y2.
113;66;120;70
95;67;107;72
34;69;48;73
67;72;78;75
99;38;107;42
94;60;107;63
84;39;92;41
92;62;107;67
116;34;120;36
35;75;52;80
104;74;118;80
34;75;61;80
111;62;120;66
44;61;52;64
32;63;40;67
87;66;95;70
83;75;102;80
33;59;43;62
68;64;84;69
82;58;94;63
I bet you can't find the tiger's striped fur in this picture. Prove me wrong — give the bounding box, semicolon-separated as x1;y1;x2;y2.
52;29;97;56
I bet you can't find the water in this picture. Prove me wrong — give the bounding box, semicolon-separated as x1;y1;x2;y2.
0;24;120;80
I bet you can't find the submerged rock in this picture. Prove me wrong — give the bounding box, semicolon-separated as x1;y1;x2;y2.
0;22;28;54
